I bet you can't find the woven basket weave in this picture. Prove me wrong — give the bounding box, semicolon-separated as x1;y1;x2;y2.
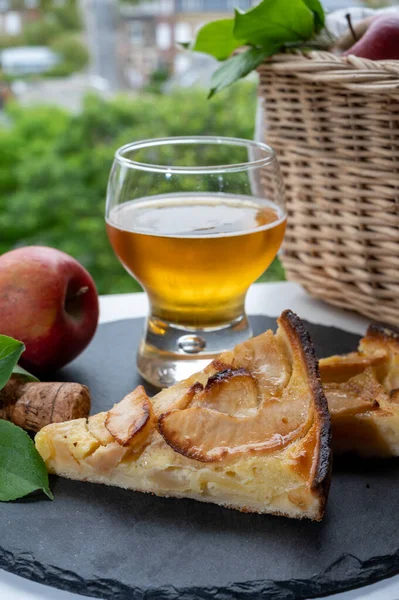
258;52;399;327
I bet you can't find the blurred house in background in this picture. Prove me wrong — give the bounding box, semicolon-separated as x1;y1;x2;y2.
0;0;397;103
0;0;41;38
83;0;393;92
0;0;96;109
115;0;254;89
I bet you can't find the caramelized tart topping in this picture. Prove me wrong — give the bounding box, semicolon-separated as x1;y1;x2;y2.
189;368;259;417
105;386;155;448
158;385;312;462
158;312;321;463
319;351;388;384
217;330;292;401
320;324;399;419
324;369;381;417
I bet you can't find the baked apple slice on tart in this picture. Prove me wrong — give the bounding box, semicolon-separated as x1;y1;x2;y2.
320;325;399;457
35;310;332;521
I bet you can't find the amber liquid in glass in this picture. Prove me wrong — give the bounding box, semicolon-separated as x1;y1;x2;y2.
106;193;286;328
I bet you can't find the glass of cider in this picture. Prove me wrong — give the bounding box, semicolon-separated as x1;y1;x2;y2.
106;137;286;388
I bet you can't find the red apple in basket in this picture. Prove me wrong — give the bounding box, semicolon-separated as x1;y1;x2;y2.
0;246;99;373
344;14;399;60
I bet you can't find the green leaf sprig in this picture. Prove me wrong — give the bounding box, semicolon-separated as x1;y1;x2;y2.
0;334;52;502
0;421;53;501
0;335;38;389
187;0;327;97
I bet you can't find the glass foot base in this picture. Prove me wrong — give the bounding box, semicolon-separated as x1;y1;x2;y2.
137;315;252;388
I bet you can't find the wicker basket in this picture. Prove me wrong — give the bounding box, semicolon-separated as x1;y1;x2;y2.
258;52;399;327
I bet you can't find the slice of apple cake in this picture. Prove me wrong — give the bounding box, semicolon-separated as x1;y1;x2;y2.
35;310;331;521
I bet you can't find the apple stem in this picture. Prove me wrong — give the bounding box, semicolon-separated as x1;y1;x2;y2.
345;13;358;43
75;286;89;298
64;285;89;319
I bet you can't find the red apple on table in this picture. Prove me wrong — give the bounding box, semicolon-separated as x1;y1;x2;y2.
0;246;99;373
344;14;399;60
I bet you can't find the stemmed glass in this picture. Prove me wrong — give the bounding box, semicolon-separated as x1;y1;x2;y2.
106;136;286;388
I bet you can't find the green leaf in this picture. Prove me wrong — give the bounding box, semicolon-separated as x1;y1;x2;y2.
0;420;53;501
302;0;325;32
191;19;245;61
234;0;314;46
209;47;272;98
0;335;25;391
12;364;39;383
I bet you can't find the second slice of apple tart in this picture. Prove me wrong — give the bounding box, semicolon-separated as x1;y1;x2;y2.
320;325;399;457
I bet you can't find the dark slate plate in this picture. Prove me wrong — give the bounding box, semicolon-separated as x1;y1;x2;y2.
1;316;398;600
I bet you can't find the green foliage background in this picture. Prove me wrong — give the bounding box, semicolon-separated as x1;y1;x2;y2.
0;83;285;295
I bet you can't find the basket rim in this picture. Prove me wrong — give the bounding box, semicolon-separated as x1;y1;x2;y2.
258;51;399;91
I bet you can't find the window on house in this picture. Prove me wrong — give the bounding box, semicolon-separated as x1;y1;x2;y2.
156;22;172;50
174;21;192;44
4;12;21;35
129;21;144;47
